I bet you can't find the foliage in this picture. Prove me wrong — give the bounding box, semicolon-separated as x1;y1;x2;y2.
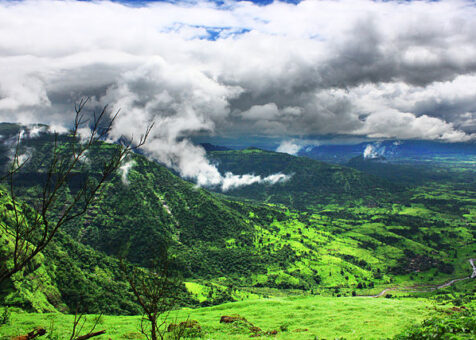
394;308;476;339
0;307;10;325
0;122;475;312
0;122;474;340
208;149;399;209
0;101;142;285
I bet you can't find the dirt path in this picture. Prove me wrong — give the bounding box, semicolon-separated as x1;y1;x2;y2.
358;258;475;298
366;288;396;298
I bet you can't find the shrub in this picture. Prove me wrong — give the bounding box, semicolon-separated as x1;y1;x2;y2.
279;322;290;332
0;308;10;325
394;309;476;339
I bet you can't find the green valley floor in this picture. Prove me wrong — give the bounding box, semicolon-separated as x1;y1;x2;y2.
0;296;441;339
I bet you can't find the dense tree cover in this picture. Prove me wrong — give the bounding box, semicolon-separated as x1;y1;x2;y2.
0;188;196;314
0;124;299;312
208;148;400;209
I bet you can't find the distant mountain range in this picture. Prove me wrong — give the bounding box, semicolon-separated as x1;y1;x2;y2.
298;140;476;163
200;143;232;152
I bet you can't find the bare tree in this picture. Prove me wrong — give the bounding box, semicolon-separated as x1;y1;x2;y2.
120;253;183;340
0;98;152;284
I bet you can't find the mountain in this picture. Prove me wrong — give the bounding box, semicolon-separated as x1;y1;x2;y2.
0;124;300;309
200;143;232;152
207;148;400;209
346;155;446;185
0;124;289;270
299;140;476;164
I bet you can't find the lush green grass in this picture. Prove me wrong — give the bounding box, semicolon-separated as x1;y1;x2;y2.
0;296;439;339
234;189;476;294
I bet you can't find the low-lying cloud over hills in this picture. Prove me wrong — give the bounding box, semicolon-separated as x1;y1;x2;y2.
0;0;475;186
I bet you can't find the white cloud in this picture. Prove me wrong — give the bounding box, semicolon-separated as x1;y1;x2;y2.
241;103;280;121
221;171;291;191
0;0;475;187
276;140;302;155
276;138;320;155
363;143;385;160
119;159;136;185
263;173;291;185
48;124;68;135
27;125;46;138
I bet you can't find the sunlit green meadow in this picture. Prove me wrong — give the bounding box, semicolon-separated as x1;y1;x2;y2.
0;296;439;339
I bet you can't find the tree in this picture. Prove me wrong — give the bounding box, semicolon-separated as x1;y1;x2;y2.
0;98;152;285
120;252;184;340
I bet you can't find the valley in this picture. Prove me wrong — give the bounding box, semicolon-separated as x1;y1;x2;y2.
0;124;475;339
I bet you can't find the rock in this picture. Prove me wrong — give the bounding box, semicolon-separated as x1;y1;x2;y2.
220;315;246;323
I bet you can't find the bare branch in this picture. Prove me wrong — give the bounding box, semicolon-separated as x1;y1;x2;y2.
0;99;153;284
120;254;181;340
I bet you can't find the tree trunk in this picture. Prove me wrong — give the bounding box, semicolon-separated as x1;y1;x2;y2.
150;316;157;340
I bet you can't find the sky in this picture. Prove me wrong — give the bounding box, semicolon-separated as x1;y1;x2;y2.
0;0;475;187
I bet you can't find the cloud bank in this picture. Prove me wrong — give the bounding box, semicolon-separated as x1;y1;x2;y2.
0;0;475;186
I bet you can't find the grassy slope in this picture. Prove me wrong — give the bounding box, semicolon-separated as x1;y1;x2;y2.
204;148;475;294
230;176;475;293
0;296;438;340
0;187;144;314
0;190;64;313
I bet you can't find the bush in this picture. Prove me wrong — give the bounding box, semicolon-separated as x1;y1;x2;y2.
279;322;290;332
0;308;10;325
394;309;476;339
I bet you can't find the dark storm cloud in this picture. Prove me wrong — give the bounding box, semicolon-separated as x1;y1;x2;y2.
0;0;474;185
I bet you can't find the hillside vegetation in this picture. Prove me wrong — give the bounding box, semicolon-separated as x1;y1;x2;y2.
208;148;399;209
0;123;475;339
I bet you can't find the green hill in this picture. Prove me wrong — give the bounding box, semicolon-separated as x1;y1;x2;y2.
207;148;400;209
0;188;144;314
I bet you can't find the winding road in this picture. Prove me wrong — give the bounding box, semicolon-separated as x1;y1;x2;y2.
358;258;476;298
